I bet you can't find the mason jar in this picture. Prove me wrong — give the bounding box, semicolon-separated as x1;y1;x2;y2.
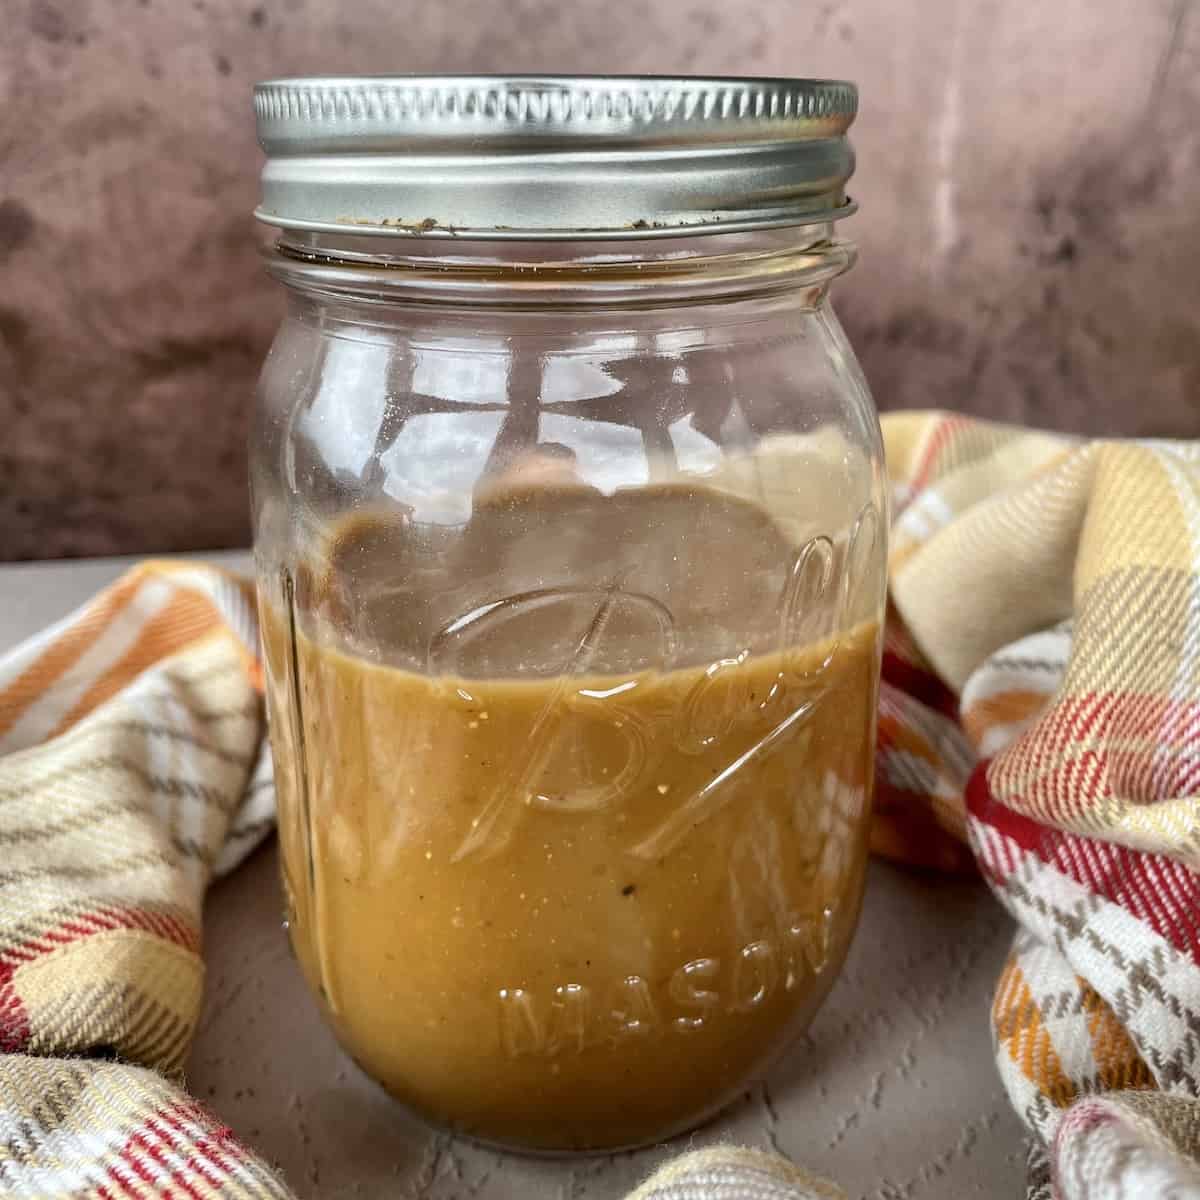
251;75;886;1153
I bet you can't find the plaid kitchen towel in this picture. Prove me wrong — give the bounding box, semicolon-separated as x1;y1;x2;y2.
880;413;1200;1199
2;413;1200;1198
0;562;283;1196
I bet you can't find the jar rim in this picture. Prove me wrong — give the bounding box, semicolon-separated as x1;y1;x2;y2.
263;226;856;310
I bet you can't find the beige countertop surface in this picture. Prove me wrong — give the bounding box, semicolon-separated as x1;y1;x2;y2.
2;553;1027;1199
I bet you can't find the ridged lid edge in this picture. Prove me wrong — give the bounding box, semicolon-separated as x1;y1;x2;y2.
254;75;857;143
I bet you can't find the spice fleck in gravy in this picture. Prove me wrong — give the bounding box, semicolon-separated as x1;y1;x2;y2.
261;480;881;1150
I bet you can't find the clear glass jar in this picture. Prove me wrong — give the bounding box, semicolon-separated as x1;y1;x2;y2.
251;76;885;1153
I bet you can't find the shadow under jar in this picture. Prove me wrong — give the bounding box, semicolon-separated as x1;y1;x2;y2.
251;74;886;1153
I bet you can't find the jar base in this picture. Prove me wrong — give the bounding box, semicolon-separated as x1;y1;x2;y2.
304;862;869;1157
364;1070;757;1159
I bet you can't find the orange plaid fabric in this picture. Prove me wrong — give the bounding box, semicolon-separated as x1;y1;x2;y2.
882;412;1200;1199
0;562;284;1196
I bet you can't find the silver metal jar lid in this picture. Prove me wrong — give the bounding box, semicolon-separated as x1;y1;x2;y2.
253;75;857;241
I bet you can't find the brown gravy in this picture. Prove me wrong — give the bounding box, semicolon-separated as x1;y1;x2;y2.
261;483;880;1150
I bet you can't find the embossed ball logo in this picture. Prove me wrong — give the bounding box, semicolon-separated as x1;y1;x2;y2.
426;504;880;865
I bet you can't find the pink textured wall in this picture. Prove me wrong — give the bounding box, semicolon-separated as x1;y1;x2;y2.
3;0;1198;559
